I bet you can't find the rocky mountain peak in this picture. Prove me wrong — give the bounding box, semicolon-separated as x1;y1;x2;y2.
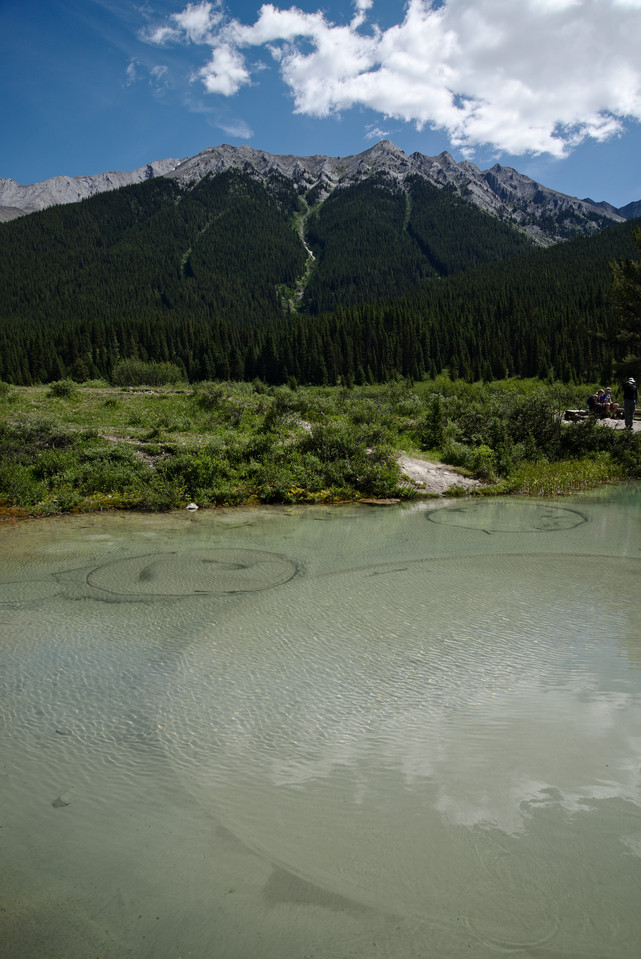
1;141;635;244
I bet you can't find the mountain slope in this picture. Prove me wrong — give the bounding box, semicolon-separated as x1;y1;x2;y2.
300;173;534;313
0;163;537;330
1;139;639;388
1;140;633;245
0;178;638;386
0;169;307;330
163;140;629;244
0;158;180;222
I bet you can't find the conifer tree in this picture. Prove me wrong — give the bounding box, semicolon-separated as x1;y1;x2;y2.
610;225;641;378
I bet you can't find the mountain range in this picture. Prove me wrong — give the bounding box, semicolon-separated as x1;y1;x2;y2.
1;138;639;387
2;140;639;245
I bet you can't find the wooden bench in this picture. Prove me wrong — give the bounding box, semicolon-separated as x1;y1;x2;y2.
563;408;632;422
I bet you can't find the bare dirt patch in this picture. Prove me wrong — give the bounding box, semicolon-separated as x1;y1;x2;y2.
398;454;483;495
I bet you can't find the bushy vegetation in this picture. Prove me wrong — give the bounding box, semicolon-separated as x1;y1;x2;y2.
112;359;183;386
0;377;638;517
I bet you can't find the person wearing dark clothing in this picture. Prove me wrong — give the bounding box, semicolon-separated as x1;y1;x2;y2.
623;377;637;429
593;389;606;414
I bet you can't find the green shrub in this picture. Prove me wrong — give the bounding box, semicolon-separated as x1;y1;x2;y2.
48;379;78;398
0;419;76;460
415;393;444;450
30;448;77;480
469;444;497;480
0;463;46;506
156;447;228;494
505;456;625;495
112;360;183;387
194;382;226;409
42;485;82;513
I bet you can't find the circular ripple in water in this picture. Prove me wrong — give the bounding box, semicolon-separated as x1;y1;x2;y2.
427;501;587;532
160;551;641;946
86;548;298;598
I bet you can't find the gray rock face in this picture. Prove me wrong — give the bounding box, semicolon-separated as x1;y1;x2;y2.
0;205;24;223
0;158;181;219
618;199;641;220
166;140;628;245
2;141;636;245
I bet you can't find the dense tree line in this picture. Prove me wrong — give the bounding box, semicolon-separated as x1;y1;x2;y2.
0;165;638;385
608;225;641;378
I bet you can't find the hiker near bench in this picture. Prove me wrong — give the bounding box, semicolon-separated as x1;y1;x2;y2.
623;377;637;430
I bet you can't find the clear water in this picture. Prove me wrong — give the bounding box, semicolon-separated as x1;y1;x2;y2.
1;487;640;959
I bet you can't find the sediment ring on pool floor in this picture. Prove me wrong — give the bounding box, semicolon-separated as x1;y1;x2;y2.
86;548;299;597
427;502;587;532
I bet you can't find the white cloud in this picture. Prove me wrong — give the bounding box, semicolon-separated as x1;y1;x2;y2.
197;42;250;95
149;64;171;91
174;1;223;43
146;0;641;157
365;123;393;140
125;59;139;85
150;64;169;82
218;118;254;139
182;97;254;138
126;58;172;93
144;1;222;45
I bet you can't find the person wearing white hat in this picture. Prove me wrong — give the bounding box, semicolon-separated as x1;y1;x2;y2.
623;377;637;429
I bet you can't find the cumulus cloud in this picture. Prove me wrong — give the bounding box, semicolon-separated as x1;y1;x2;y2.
144;1;223;45
198;41;251;95
146;0;641;157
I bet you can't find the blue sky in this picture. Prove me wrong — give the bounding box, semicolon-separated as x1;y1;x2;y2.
1;0;640;207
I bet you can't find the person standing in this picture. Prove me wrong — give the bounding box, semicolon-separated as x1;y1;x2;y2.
623;377;637;429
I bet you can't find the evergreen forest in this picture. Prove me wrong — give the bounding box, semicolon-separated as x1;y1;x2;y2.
0;167;639;386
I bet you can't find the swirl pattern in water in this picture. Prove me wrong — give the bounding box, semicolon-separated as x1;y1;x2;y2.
427;501;587;532
54;547;299;601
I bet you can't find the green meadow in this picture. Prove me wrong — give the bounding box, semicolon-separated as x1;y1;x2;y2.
1;376;639;517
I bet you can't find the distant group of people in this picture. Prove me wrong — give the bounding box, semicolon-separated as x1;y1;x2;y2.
589;387;619;418
588;378;637;429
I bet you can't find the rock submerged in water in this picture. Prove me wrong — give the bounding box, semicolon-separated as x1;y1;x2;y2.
359;498;401;506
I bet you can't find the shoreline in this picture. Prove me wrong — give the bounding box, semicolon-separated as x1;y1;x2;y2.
1;380;639;519
0;456;480;523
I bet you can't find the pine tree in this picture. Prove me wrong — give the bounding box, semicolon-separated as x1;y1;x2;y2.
609;225;641;378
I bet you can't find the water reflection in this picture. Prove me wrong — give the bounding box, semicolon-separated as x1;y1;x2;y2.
1;488;640;959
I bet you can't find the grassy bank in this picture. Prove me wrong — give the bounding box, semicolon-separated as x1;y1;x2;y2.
0;377;639;516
